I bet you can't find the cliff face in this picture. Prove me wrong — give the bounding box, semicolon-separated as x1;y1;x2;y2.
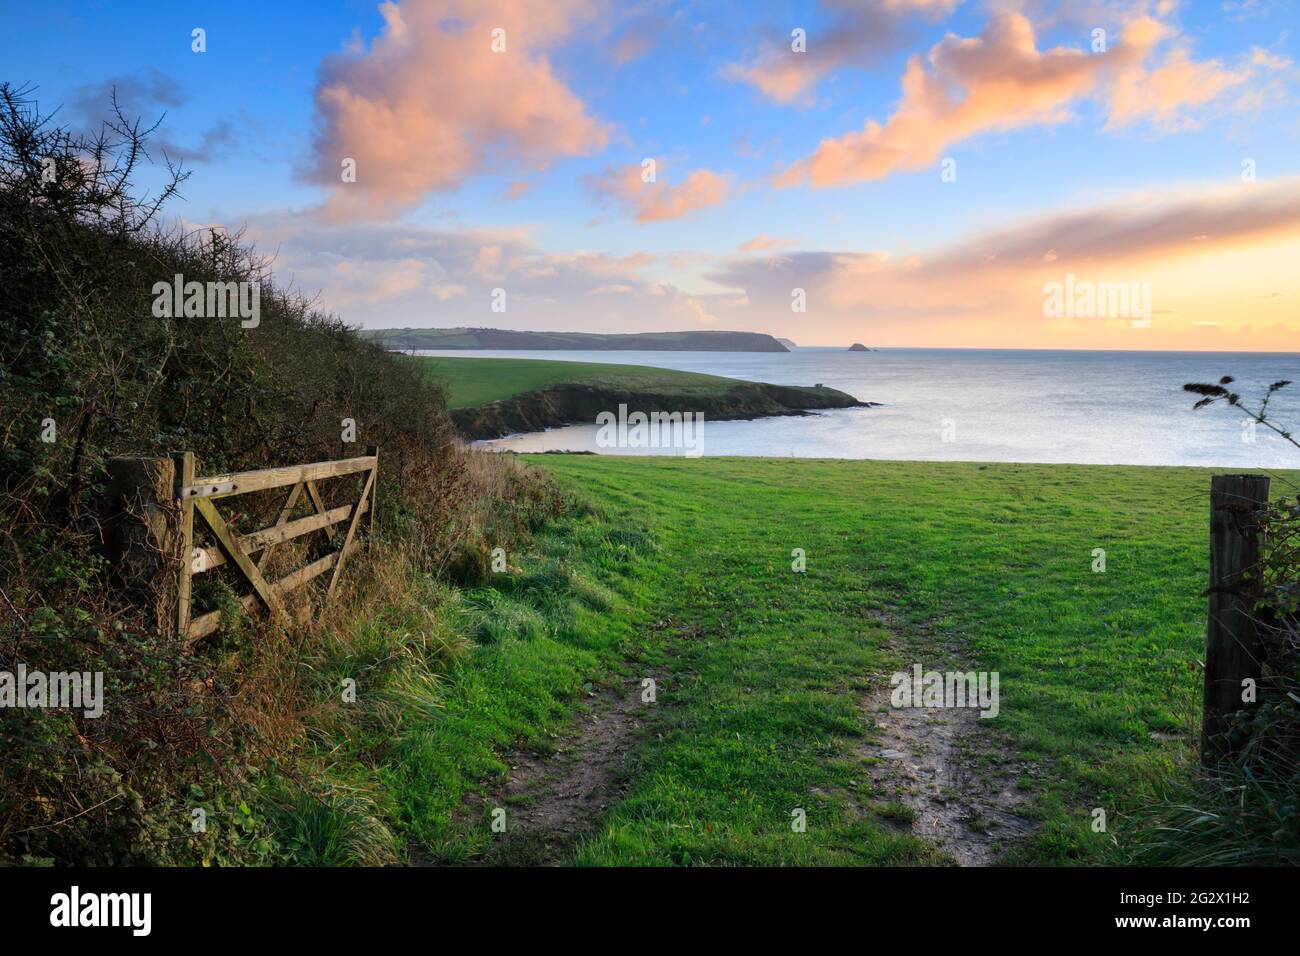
452;382;873;440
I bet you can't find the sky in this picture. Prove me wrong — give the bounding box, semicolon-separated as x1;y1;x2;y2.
4;0;1300;349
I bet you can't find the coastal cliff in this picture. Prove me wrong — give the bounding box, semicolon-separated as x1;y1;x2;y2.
453;381;872;440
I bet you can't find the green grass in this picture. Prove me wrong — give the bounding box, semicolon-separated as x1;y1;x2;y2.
516;456;1289;865
291;506;659;863
411;355;763;409
305;455;1291;865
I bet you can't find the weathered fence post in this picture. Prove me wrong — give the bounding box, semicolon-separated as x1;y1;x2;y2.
1202;473;1270;765
105;456;180;637
175;451;195;639
366;444;378;552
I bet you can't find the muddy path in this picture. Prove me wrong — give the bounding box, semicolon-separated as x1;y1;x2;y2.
462;674;658;865
861;624;1036;866
454;610;1034;867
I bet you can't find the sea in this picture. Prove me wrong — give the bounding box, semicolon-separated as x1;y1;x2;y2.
412;348;1300;468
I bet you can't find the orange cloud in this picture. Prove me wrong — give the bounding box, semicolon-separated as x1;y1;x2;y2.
726;0;959;105
740;234;795;252
307;0;607;220
611;15;667;65
777;11;1283;188
919;179;1300;276
587;163;729;222
1104;18;1254;130
777;13;1098;185
242;177;1300;349
886;0;961;9
501;181;534;201
706;178;1300;349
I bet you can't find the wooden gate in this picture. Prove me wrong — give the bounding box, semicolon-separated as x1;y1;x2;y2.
170;447;378;642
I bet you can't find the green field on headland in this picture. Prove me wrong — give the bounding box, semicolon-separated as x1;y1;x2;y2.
413;355;749;409
413;356;865;440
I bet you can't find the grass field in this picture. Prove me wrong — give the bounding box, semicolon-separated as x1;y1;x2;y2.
411;355;766;409
519;458;1228;864
366;455;1279;865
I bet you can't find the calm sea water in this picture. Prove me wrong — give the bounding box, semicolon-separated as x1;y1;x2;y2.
414;348;1300;467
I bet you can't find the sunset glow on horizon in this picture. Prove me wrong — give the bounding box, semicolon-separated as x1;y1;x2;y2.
6;0;1299;350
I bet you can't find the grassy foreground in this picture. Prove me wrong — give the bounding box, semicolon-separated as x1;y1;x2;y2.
359;455;1280;866
411;355;759;409
469;456;1260;864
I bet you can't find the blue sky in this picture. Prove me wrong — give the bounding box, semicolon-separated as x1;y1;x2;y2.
4;0;1299;348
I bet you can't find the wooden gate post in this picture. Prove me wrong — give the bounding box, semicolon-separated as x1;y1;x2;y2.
1202;474;1270;765
105;455;180;637
366;444;378;552
175;451;195;640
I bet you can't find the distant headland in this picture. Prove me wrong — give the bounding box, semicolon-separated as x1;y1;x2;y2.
365;327;791;352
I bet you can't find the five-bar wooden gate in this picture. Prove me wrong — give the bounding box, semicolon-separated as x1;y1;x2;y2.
174;447;378;642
